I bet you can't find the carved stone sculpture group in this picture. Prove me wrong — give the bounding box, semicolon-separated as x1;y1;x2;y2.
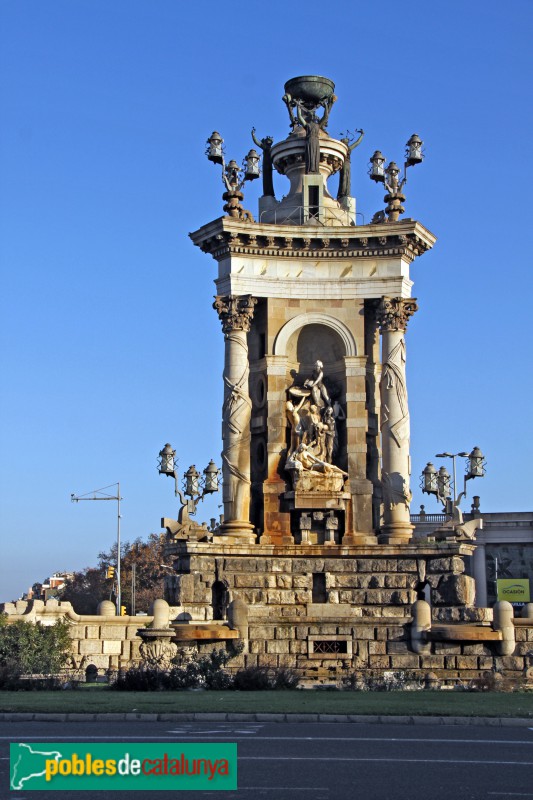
285;360;347;492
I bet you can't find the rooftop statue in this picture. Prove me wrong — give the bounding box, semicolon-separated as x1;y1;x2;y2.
296;108;323;175
281;76;337;175
337;129;365;202
282;75;337;129
251;128;275;197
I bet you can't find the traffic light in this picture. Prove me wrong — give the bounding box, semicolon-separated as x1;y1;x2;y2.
106;566;115;580
120;605;127;616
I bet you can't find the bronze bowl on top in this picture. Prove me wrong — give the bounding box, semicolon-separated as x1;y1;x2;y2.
284;75;335;108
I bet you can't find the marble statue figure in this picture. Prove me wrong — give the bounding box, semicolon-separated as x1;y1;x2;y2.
304;360;331;408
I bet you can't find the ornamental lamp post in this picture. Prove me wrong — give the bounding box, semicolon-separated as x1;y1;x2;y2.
436;466;451;503
206;131;224;164
157;444;220;520
368;134;424;222
158;443;176;477
203;459;220;494
466;446;486;480
421;462;438;494
205;132;260;220
243;149;261;181
435;451;469;505
405;133;423;166
369;150;386;182
184;465;201;498
421;448;486;515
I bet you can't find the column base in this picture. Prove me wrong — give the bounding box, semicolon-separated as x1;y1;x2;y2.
258;532;295;545
343;531;379;545
219;520;257;544
377;522;414;545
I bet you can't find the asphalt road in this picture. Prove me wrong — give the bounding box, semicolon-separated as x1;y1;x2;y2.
1;718;532;800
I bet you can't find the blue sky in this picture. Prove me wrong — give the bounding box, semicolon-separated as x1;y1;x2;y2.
1;0;532;603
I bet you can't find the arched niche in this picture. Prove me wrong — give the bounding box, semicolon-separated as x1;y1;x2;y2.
273;313;357;359
273;314;354;472
212;580;229;621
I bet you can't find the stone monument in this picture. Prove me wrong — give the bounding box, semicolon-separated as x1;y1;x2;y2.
159;76;528;684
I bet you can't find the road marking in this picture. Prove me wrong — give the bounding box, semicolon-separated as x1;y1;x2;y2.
488;795;533;797
166;734;533;745
240;756;533;765
1;734;531;746
167;727;262;735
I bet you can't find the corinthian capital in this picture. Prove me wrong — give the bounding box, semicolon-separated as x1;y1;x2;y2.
213;294;257;333
376;296;418;332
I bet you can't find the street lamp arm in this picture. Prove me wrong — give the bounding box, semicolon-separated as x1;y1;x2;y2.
173;474;187;505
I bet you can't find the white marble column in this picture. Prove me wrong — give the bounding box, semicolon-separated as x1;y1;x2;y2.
214;295;257;542
376;297;418;544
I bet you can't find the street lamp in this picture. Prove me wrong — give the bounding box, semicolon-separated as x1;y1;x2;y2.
369;134;425;222
158;443;220;523
206;131;260;221
421;448;486;514
71;483;123;615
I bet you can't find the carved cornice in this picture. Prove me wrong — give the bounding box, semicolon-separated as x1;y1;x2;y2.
196;231;431;262
213;294;257;333
274;151;343;176
376;296;418;332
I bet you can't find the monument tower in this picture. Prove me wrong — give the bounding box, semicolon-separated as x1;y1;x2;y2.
159;76;492;682
190;75;435;547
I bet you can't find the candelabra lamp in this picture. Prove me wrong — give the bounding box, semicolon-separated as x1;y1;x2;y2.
369;134;424;222
206;131;260;221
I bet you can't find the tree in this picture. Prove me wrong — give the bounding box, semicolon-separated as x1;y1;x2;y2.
0;615;72;686
61;534;167;615
101;534;167;614
60;567;108;615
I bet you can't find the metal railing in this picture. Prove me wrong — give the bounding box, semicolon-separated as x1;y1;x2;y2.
259;205;364;227
410;512;448;523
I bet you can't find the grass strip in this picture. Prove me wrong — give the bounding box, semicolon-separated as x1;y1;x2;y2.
0;689;532;717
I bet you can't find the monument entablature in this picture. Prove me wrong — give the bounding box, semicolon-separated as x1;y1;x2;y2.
190;218;435;262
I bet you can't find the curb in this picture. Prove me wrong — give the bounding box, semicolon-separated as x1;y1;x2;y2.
0;712;531;726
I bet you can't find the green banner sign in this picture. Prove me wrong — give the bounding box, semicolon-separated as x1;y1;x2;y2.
10;742;237;791
496;578;530;603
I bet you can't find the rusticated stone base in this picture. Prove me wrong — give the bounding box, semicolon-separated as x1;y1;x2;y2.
162;538;533;683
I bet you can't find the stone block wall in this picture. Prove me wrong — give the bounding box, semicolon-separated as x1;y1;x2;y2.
4;551;533;685
166;541;533;684
71;621;144;672
167;543;478;622
0;599;150;676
